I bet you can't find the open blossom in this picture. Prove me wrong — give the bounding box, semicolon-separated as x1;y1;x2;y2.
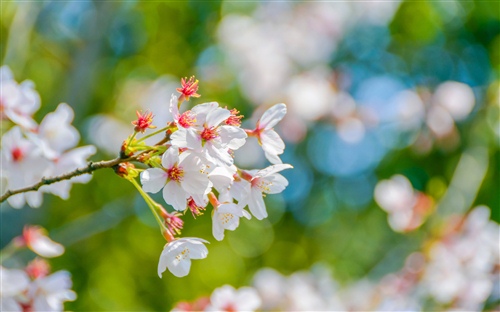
0;262;76;312
16;226;65;258
234;164;292;220
205;285;262;312
157;237;209;278
212;192;251;241
140;148;212;211
249;104;287;164
170;101;247;166
28;270;77;311
33;103;80;159
0;266;30;312
0;65;40;129
36;103;96;200
40;145;97;200
0;126;49;208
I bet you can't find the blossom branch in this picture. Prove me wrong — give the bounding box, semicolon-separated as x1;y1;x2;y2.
0;156;137;203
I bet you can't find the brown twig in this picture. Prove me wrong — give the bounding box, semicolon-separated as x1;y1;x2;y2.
0;156;137;203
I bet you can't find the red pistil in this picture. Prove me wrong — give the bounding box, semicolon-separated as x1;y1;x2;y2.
167;166;184;182
176;76;200;101
224;108;244;126
187;197;206;218
178;111;196;128
201;126;218;141
132;110;156;133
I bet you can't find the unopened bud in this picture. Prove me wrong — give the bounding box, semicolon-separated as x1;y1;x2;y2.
114;162;138;180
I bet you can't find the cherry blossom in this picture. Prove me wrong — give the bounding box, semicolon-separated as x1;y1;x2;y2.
235;164;292;220
0;266;30;312
248;103;287;164
28;270;77;311
170;102;247;166
0;127;49;208
140;148;212;211
34;103;81;160
40;145;97;200
157;237;209;278
211;194;251;241
0;65;40;129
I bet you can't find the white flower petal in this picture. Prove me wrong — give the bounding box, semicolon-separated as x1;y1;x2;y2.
248;189;267;220
25;191;43;208
171;128;189;149
29;235;65;258
38;103;80;155
7;194;25;209
181;172;210;195
168;257;191;278
141;168;167;193
212;218;225;241
206;143;233;166
259;103;286;129
208;166;234;191
163;182;188;211
187;240;209;259
230;179;252;203
162;147;179;169
264;151;283;165
260;129;284;157
219;126;247;150
206;107;231;128
157;247;170;278
265;174;288;194
185;128;203;150
169;94;180;119
255;164;293;179
0;267;30;296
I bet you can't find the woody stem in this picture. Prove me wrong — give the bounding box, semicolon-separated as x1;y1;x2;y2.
0;156;137;203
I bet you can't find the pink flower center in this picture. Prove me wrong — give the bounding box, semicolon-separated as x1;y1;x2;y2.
168;166;184;182
12;147;24;162
201;126;218;141
178;111;196;128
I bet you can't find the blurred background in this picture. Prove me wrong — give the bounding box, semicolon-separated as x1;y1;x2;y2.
1;0;499;310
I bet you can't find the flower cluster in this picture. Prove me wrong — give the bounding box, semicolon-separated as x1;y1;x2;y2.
1;226;76;312
172;206;500;311
1;69;291;282
115;77;292;278
0;66;96;208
